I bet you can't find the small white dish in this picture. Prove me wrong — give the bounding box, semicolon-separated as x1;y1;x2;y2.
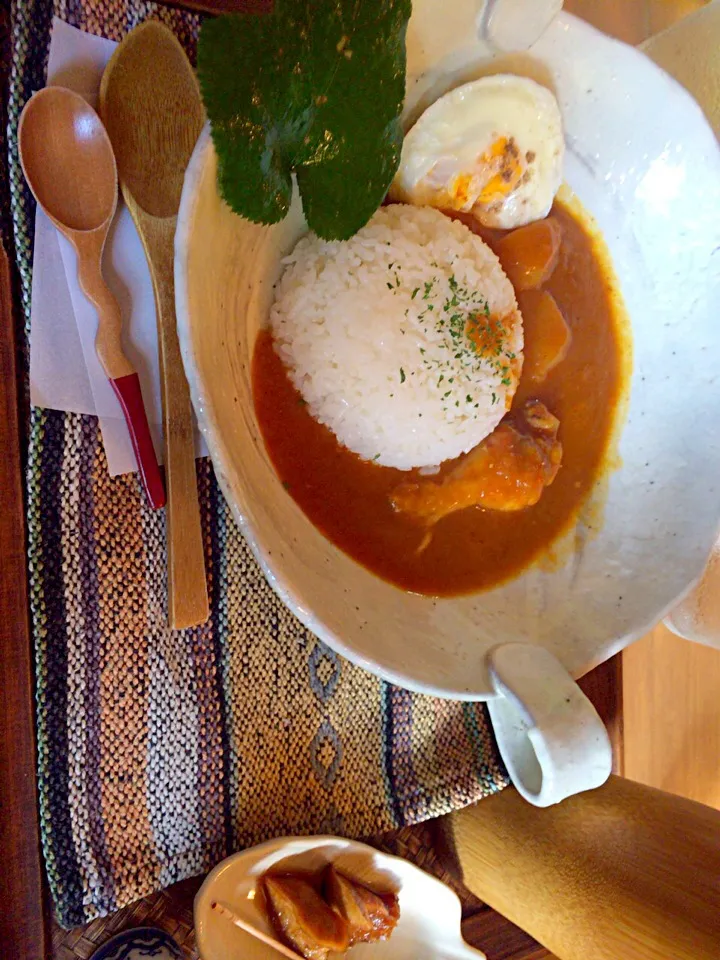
194;836;486;960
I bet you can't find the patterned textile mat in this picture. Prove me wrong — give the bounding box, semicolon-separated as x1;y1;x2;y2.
7;0;509;929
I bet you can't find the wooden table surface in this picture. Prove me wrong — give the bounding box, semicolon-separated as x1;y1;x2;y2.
1;1;716;959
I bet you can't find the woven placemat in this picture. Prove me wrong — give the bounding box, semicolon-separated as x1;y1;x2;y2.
7;0;509;930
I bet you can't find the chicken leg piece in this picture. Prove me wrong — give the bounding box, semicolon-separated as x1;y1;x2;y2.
391;400;562;526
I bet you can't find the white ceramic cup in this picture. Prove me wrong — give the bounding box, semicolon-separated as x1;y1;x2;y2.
487;644;611;806
176;2;720;809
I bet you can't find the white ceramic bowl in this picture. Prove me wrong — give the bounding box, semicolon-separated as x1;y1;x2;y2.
176;1;720;804
194;836;487;960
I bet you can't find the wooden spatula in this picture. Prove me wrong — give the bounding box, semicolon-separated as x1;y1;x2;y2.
100;22;209;629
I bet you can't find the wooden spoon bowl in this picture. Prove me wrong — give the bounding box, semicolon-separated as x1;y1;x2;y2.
19;86;116;232
99;22;203;218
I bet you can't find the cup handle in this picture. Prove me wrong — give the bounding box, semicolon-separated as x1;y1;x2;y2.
486;642;612;807
479;0;564;51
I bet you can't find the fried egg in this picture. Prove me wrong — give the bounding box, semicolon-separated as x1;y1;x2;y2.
390;75;564;229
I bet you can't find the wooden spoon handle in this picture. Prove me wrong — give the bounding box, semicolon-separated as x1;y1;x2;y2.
147;217;209;629
76;246;165;510
451;775;720;960
75;244;134;381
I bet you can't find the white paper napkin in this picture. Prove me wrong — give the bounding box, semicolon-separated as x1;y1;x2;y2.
29;18;207;476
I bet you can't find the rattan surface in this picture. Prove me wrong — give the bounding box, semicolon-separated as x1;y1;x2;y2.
52;821;545;960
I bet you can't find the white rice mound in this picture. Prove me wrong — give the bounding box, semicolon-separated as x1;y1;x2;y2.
270;204;523;470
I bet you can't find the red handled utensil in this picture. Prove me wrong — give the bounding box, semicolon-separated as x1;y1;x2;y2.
18;86;165;510
109;374;165;510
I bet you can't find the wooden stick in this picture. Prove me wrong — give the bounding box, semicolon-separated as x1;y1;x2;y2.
211;900;305;960
139;215;208;626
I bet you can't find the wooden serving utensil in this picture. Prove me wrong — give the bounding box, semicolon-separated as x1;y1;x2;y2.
100;22;208;629
18;86;165;511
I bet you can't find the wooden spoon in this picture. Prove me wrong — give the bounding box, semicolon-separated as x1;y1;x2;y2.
100;22;208;630
18;86;165;511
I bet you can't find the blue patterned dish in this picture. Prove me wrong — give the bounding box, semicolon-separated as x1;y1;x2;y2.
89;927;182;960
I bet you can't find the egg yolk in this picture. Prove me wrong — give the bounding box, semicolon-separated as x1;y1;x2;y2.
476;136;525;203
447;137;525;210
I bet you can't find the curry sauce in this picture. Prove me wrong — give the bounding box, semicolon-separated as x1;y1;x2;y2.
252;199;627;596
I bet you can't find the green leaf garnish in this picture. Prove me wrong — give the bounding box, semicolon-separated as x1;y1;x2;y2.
198;0;412;240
